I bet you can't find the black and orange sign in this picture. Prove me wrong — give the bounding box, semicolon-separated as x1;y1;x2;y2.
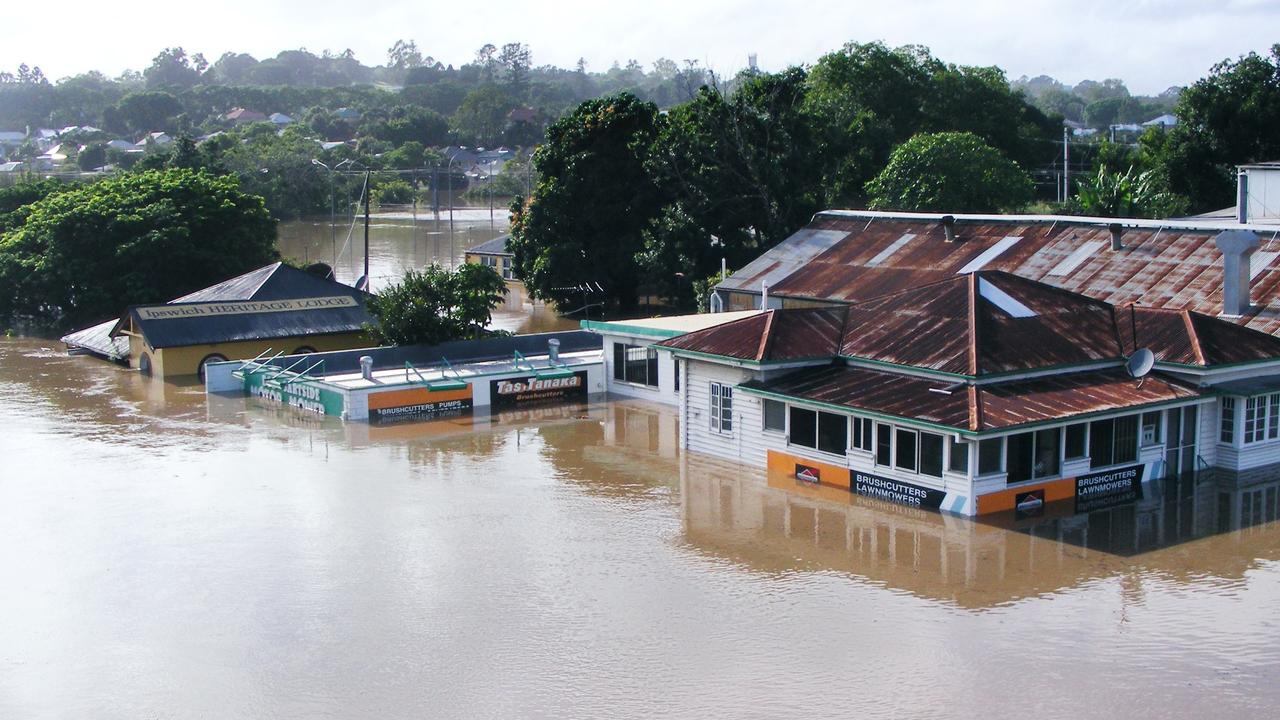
368;384;474;423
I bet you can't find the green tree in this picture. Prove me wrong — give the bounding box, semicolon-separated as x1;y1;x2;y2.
508;93;664;310
865;131;1033;212
1148;45;1280;212
452;85;515;146
77;142;108;171
0;169;277;326
1073;164;1188;218
0;179;65;234
364;264;507;345
144;47;208;88
110;91;183;133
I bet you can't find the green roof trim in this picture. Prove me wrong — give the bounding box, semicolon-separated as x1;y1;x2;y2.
580;319;686;339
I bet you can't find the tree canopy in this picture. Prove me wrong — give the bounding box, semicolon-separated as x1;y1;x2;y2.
364;264;508;345
865;132;1033;213
0;169;277;327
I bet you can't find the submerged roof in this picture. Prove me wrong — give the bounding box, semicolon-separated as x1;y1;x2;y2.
61;317;130;361
741;365;1202;433
466;234;513;257
122;263;371;349
718;211;1280;336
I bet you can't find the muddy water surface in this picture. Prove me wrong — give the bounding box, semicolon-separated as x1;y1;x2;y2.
1;338;1278;719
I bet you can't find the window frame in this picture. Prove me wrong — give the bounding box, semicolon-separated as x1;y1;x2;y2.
613;341;659;388
1221;397;1237;444
762;398;786;434
710;382;733;434
1242;393;1280;445
786;405;849;457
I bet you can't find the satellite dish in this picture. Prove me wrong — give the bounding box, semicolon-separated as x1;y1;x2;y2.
355;275;369;292
1126;348;1155;378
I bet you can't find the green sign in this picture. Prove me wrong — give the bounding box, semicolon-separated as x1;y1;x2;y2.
243;371;344;416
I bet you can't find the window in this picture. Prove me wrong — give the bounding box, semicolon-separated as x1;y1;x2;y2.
978;438;1003;475
818;413;848;455
1241;393;1280;445
501;259;513;280
919;432;944;478
1064;423;1087;459
1090;415;1139;469
1245;396;1265;444
613;342;658;387
1006;428;1060;483
1221;397;1236;444
895;428;918;472
789;407;848;456
852;417;873;452
710;382;732;433
948;437;969;474
875;423;892;466
790;407;816;447
763;399;786;433
1142;412;1162;446
673;358;680;392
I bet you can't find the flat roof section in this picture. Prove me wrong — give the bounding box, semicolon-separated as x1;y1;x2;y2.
582;310;762;339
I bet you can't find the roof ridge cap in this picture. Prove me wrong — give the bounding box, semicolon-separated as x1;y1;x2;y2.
757;310;776;361
1182;309;1207;366
967;273;980;376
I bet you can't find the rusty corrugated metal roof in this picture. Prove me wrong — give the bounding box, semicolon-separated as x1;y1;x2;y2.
1118;305;1280;367
722;212;1280;336
742;364;1202;433
667;271;1128;376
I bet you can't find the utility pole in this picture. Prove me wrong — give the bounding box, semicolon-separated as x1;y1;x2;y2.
362;170;371;290
1062;126;1070;204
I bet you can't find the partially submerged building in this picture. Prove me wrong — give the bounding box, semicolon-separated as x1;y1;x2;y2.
64;263;373;380
660;269;1280;517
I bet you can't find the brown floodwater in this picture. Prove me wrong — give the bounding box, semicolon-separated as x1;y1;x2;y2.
2;337;1279;719
277;208;577;337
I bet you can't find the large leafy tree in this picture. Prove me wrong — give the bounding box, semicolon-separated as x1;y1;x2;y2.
365;264;507;345
645;68;822;306
865;131;1032;212
0;169;277;327
1145;45;1280;212
509;93;664;311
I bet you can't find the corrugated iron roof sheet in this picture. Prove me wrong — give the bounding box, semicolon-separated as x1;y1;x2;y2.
742;364;1202;433
720;211;1280;336
60;318;129;361
1117;305;1280;367
466;234;513;256
667;271;1128;376
127;263;371;348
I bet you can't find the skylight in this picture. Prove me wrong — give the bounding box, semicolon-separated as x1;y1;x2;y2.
866;233;917;267
978;278;1036;318
1048;240;1107;277
957;236;1021;274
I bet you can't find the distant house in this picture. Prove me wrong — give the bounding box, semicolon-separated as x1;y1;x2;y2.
443;146;478;167
0;161;25;173
225;108;268;124
106;139;138;152
333;107;361;122
0;130;26;148
136;132;172;147
37;143;68;164
464;234;526;310
268;112;293;125
1143;114;1178;128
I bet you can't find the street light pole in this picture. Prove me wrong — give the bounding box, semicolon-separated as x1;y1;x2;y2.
311;158;353;270
447;156;457;269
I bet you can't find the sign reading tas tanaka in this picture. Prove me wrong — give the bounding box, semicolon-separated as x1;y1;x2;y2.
1074;464;1144;513
852;471;946;510
490;371;588;410
136;296;358;320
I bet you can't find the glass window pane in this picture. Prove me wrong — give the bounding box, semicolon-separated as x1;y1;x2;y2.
625;345;649;384
920;432;944;477
876;424;892;466
1113;415;1138;464
817;412;848;455
1065;423;1087;459
720;386;733;432
646;348;659;387
895;429;917;471
1007;432;1034;483
1091;418;1115;468
1221;398;1236;444
978;438;1003;475
1034;428;1060;478
763;399;786;432
1142;411;1161;445
948;437;969;474
612;343;625;381
789;407;817;448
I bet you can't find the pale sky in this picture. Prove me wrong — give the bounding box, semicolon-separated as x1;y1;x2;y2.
4;0;1276;94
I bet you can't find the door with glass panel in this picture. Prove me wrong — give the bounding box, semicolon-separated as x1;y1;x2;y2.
1164;406;1198;480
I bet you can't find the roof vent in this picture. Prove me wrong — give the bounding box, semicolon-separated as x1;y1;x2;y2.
1216;229;1261;317
1108;223;1124;251
941;215;957;243
1238;171;1249;224
359;355;374;381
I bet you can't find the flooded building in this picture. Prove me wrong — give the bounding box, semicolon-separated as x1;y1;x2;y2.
63;262;373;380
660;267;1280;518
205;331;603;422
